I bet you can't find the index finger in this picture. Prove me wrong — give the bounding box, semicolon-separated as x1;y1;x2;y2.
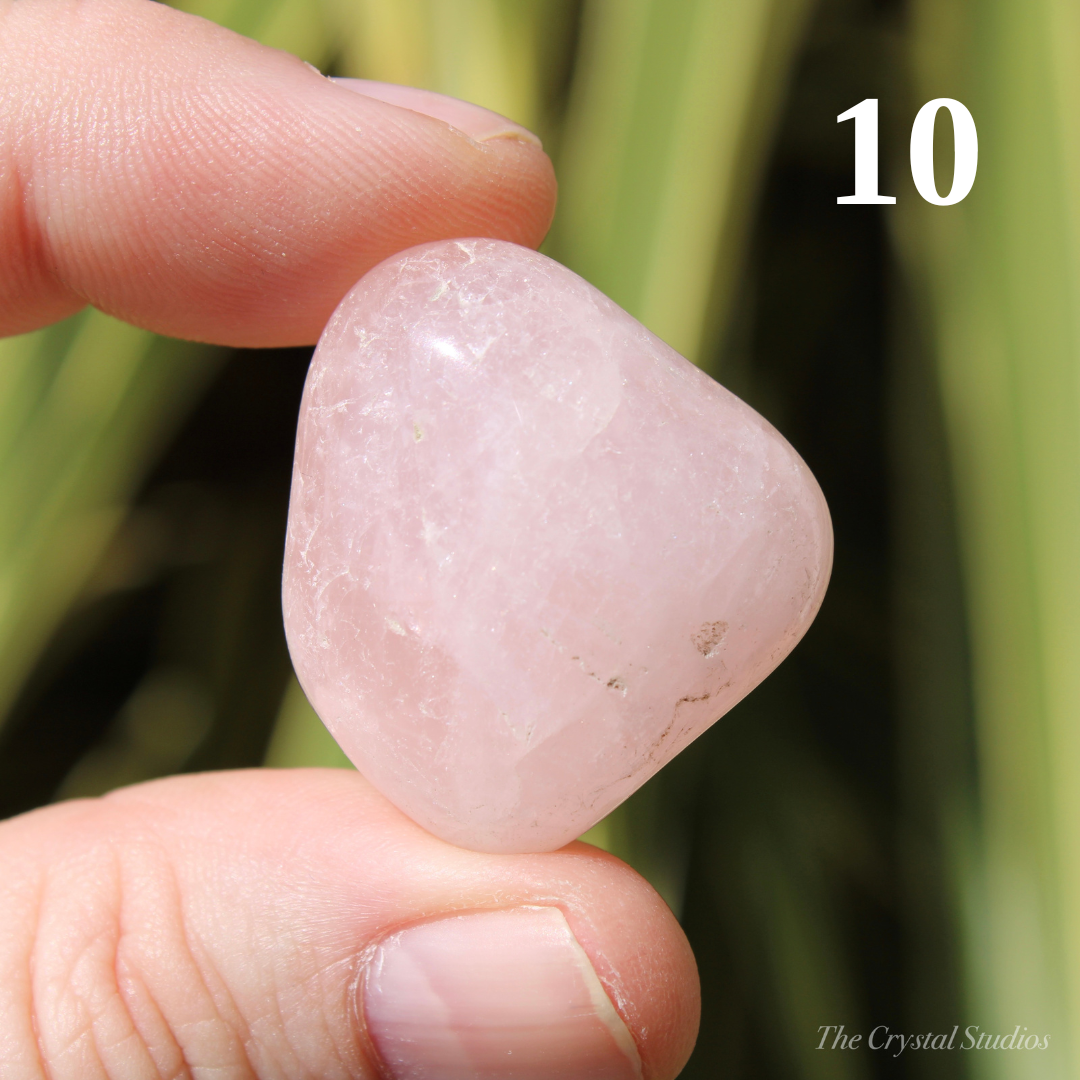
0;0;556;346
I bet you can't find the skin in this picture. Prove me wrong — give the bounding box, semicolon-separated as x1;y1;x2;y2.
0;0;554;344
0;1;701;1077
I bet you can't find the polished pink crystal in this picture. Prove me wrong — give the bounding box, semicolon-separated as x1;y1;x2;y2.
283;239;832;853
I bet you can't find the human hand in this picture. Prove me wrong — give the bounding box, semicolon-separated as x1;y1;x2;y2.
0;2;700;1077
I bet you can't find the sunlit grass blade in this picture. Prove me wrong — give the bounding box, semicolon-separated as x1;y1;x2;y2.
316;0;571;135
0;312;223;731
899;0;1080;1071
172;0;332;66
890;285;979;1057
549;0;814;365
265;676;354;768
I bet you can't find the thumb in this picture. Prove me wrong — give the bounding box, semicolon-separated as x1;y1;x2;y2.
0;769;699;1079
0;0;556;346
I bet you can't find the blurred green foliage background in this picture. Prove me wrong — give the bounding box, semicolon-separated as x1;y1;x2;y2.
2;0;1078;1076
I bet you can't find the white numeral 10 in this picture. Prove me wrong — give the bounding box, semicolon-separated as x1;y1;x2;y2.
837;98;978;206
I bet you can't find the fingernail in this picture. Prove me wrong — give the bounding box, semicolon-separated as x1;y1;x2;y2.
331;78;542;148
362;906;642;1080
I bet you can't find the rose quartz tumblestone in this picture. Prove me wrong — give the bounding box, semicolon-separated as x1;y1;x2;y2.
283;239;832;853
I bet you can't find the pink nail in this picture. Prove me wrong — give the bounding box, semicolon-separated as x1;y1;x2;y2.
362;906;642;1080
332;78;542;148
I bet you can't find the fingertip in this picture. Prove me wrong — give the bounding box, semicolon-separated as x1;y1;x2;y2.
0;0;558;345
253;772;700;1079
555;843;701;1080
362;906;643;1080
332;78;544;149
